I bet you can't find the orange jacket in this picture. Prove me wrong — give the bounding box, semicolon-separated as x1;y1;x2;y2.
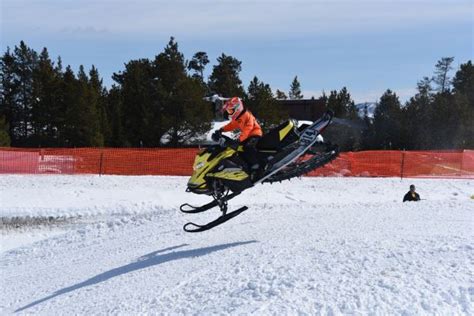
222;110;262;142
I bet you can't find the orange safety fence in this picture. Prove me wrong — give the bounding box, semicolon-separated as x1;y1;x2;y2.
1;147;473;178
309;150;474;178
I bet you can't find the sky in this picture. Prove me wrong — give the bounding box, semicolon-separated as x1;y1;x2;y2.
1;0;473;103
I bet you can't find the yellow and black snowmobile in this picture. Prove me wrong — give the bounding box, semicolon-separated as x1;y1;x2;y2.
180;110;338;232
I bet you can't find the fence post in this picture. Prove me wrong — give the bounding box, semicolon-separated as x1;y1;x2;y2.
39;148;44;175
400;150;406;180
99;150;104;177
72;148;76;175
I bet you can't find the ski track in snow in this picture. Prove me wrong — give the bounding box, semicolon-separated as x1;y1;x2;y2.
1;175;473;315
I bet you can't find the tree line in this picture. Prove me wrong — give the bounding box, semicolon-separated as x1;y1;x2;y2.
1;38;472;150
323;58;473;151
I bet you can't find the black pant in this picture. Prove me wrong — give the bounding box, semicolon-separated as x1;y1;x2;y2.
240;136;261;168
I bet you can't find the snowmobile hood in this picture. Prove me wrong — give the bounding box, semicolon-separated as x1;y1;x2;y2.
187;147;238;194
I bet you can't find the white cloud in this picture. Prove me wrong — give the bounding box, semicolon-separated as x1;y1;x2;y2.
2;0;472;40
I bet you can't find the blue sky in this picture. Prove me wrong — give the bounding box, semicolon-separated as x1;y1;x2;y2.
1;0;473;103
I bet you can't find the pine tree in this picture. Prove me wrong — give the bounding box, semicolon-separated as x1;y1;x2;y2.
402;81;433;149
403;59;474;149
155;37;211;146
326;87;356;119
208;53;245;97
0;115;10;146
245;76;287;130
104;85;125;146
80;65;103;146
416;76;433;97
372;90;402;149
246;76;261;101
155;37;188;146
0;47;18;145
289;76;303;100
452;60;474;104
340;87;358;119
401;59;473;150
12;41;38;145
172;77;212;145
59;65;78;147
401;72;446;150
326;90;340;116
31;47;63;146
426;93;461;149
275;89;288;100
155;37;187;90
450;60;474;148
89;66;109;145
112;58;159;147
61;65;103;147
450;93;473;148
188;51;209;81
324;88;361;150
432;57;454;94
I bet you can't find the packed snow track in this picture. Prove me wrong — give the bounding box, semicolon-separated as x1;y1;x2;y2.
1;175;473;314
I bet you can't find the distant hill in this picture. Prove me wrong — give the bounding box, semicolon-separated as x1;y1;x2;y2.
355;102;377;119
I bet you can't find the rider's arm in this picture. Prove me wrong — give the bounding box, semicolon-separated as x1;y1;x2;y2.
238;115;254;142
222;120;238;133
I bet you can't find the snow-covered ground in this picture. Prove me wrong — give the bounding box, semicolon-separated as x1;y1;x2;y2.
1;175;473;315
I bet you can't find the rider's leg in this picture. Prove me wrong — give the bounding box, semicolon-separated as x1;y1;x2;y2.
241;137;260;168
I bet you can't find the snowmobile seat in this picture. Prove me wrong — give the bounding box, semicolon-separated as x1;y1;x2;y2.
257;120;299;151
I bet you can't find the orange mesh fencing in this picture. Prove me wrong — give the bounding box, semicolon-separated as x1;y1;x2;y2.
1;147;473;178
310;150;474;178
0;148;199;176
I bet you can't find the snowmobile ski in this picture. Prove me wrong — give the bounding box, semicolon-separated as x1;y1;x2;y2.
183;206;248;233
180;192;241;213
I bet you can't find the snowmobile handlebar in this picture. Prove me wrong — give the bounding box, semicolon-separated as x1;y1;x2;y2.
211;130;235;146
216;134;239;149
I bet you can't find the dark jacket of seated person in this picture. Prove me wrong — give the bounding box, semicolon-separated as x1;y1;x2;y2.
403;185;420;202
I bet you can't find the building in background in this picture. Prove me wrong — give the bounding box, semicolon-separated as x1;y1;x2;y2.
276;98;326;121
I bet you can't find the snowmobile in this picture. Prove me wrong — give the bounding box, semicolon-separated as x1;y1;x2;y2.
180;110;339;232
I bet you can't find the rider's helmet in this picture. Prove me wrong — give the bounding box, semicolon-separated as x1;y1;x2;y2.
222;97;244;120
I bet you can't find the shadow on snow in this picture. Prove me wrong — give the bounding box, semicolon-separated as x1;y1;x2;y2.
16;240;257;313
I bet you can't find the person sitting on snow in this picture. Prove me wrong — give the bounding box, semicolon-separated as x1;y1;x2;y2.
403;184;421;202
211;97;263;178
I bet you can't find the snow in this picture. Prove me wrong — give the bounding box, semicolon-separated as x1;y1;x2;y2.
160;120;234;145
1;175;473;314
1;229;66;253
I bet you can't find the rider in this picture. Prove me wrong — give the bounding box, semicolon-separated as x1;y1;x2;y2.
212;97;263;177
